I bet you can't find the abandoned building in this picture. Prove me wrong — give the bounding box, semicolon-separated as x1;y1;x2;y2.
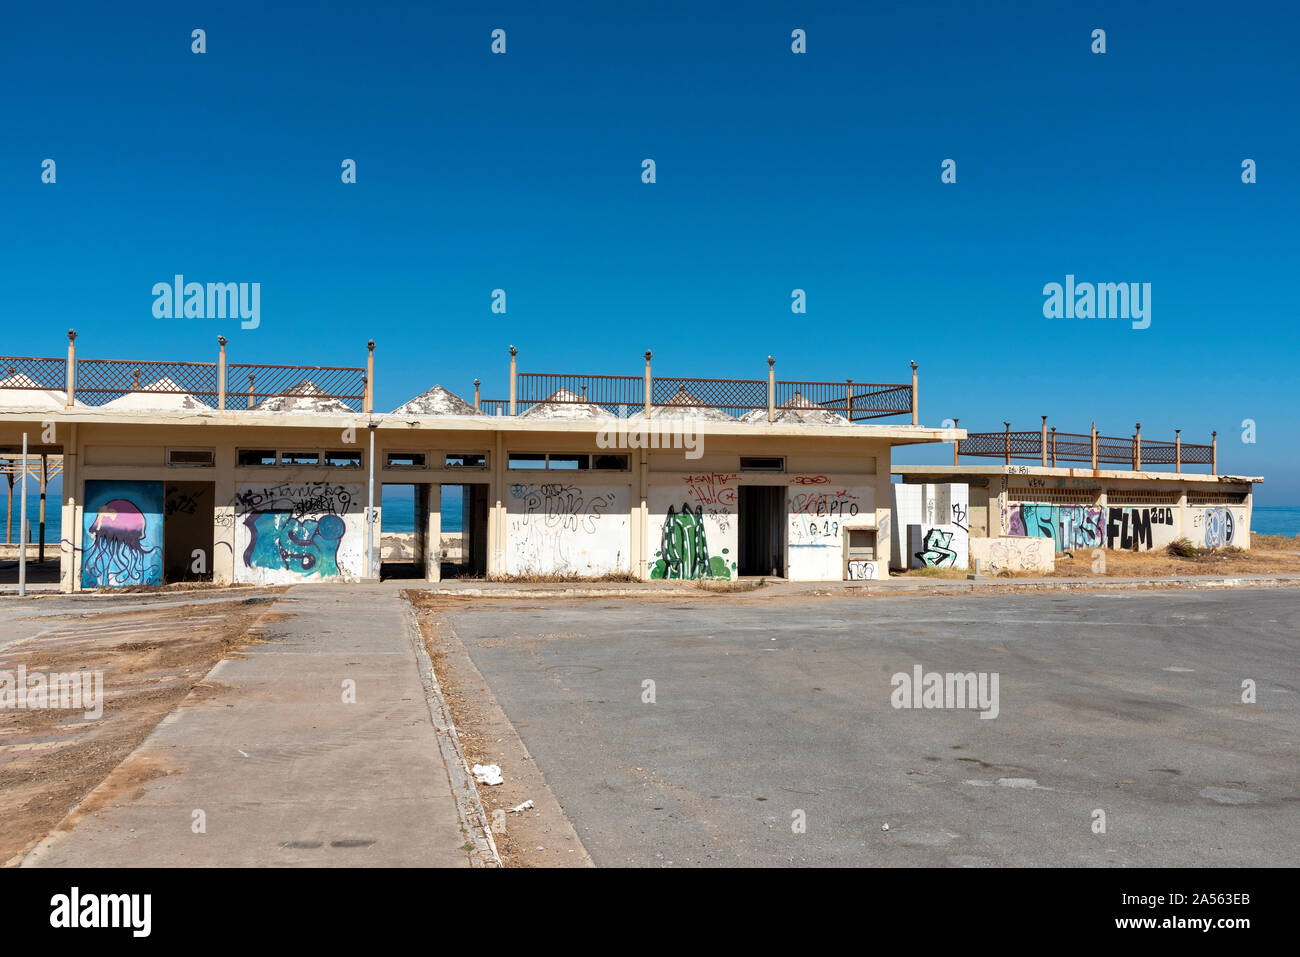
1;335;974;591
889;421;1259;573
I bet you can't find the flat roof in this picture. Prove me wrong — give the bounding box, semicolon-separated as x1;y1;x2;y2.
0;408;963;445
892;463;1262;484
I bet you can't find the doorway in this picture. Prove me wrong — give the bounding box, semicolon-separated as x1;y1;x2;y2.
380;483;430;579
163;481;214;583
738;485;785;577
440;484;488;578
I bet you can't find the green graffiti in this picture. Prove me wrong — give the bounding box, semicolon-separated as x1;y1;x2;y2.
650;503;732;580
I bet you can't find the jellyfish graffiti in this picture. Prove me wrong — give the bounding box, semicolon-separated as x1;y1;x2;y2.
82;496;163;587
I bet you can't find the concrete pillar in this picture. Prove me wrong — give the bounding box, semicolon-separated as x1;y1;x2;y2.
1133;422;1142;471
1003;421;1011;466
217;336;227;410
1050;427;1058;467
846;380;854;420
873;443;892;571
644;351;652;418
60;422;80;593
910;361;919;426
1040;416;1048;466
247;372;256;409
952;418;959;465
1174;429;1181;474
508;346;518;416
65;329;76;407
473;379;481;411
1091;422;1098;470
1211;431;1217;474
5;470;11;543
365;340;375;413
767;356;775;424
638;445;649;579
212;444;236;585
425;484;441;582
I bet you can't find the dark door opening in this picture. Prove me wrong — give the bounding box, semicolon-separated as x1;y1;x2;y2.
163;481;215;582
380;483;429;580
738;485;785;577
440;484;488;579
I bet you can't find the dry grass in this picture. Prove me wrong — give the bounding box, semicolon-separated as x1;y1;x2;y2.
1252;533;1300;552
1054;545;1300;578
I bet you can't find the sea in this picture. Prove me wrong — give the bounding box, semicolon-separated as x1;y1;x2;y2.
5;489;1296;543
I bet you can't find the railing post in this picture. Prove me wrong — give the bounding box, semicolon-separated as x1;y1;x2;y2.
767;356;775;424
365;340;375;413
952;418;959;465
1091;421;1098;469
644;351;652;418
1133;422;1141;471
910;361;919;426
473;379;481;411
217;336;227;410
1004;421;1011;465
1211;431;1217;474
1051;427;1058;467
247;372;256;409
65;329;76;407
846;379;854;420
1174;429;1181;474
508;346;517;416
1040;415;1048;466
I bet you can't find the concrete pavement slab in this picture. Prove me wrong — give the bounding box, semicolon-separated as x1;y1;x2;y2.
23;584;475;867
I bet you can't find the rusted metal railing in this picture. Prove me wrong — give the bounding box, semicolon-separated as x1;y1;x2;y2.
1;334;368;411
957;422;1216;472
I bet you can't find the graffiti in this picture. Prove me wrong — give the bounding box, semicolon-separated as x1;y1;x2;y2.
1006;504;1104;552
1104;506;1174;551
507;484;629;575
791;475;830;485
510;484;614;534
789;489;860;539
683;473;738;507
983;539;1051;572
846;560;878;580
235;482;358;579
650;503;732;580
951;503;969;531
1201;507;1235;548
164;488;201;516
915;528;957;567
84;499;163;587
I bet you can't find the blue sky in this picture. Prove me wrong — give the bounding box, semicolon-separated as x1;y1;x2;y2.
2;1;1297;500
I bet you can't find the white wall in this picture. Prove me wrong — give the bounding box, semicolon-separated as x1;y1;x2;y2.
787;483;874;580
505;481;631;575
892;483;969;569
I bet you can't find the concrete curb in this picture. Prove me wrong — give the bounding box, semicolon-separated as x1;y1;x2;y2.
402;600;501;868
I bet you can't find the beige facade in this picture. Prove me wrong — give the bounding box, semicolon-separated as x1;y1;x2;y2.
893;464;1260;553
0;406;959;591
